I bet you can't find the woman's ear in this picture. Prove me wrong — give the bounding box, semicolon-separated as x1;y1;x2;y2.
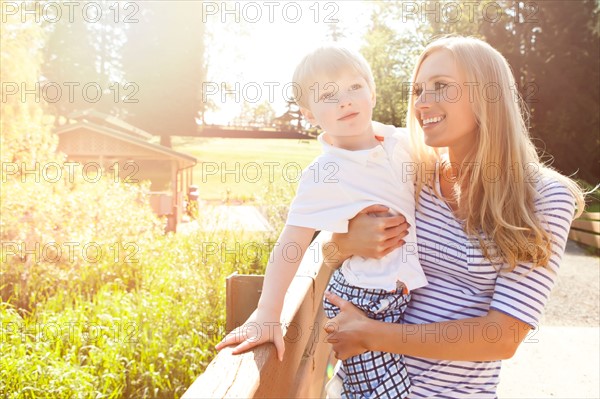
300;107;317;126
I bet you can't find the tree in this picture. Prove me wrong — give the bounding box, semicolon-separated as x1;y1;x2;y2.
252;101;275;126
1;2;56;163
362;0;599;183
361;2;425;127
421;0;485;38
274;100;304;131
121;2;207;145
41;1;128;121
41;10;97;121
326;22;346;42
481;0;600;183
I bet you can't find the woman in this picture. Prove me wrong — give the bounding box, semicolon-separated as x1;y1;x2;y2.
323;36;585;398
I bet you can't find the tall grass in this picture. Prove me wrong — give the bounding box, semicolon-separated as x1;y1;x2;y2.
2;217;283;398
0;154;295;398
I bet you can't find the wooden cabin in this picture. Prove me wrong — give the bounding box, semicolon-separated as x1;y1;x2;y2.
55;110;197;232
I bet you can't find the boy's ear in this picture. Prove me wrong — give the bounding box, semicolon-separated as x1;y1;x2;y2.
371;90;377;108
300;107;318;125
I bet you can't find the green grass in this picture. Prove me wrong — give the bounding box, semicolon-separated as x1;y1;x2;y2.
1;156;286;398
1;230;278;399
577;179;600;213
172;137;321;202
587;203;600;213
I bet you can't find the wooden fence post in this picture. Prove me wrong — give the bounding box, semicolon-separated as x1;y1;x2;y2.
226;273;264;333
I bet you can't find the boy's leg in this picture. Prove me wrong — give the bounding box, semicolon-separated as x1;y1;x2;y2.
322;270;349;398
342;348;409;399
323;271;412;398
366;296;412;398
323;268;347;319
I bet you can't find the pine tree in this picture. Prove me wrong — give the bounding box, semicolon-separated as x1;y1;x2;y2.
121;2;207;145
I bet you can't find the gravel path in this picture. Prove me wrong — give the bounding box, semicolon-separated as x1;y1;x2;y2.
498;240;600;398
542;240;600;327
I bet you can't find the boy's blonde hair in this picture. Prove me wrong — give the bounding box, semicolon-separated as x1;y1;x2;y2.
292;45;376;109
407;35;585;272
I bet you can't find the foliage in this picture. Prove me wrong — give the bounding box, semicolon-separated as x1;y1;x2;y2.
0;228;279;398
236;100;276;126
1;3;56;164
0;174;163;312
421;0;486;37
481;0;600;184
361;2;425;127
41;0;127;120
121;2;207;141
360;0;599;185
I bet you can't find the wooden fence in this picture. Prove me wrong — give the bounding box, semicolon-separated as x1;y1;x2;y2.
569;212;600;249
182;234;334;399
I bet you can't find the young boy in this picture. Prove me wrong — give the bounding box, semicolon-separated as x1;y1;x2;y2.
216;45;427;398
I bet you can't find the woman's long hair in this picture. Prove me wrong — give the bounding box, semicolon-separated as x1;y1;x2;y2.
407;36;585;272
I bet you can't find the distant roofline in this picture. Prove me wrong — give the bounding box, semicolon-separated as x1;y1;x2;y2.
68;109;154;140
55;121;197;167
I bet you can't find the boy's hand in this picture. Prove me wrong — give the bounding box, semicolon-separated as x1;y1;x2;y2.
215;310;285;361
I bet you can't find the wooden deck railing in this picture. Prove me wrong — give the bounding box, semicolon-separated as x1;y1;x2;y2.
569;211;600;249
182;234;334;399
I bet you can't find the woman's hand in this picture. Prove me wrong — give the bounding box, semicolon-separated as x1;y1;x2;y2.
323;291;374;360
333;204;409;261
215;309;285;361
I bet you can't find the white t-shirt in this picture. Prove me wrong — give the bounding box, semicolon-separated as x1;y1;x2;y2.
286;122;427;292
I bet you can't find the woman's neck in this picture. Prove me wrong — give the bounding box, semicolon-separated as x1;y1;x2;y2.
440;147;471;218
447;147;467;171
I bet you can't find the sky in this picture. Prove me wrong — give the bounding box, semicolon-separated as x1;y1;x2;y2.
202;1;377;124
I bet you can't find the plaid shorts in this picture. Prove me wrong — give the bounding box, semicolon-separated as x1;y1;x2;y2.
323;269;411;399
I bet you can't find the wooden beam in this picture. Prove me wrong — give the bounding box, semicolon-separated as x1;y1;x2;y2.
569;229;600;248
580;212;600;221
182;233;334;399
571;219;600;234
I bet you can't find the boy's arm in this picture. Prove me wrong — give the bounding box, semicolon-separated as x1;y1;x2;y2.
256;224;316;316
215;224;315;360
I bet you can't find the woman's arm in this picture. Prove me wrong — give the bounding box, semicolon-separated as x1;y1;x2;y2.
324;181;576;362
321;207;529;361
324;292;531;361
322;204;410;269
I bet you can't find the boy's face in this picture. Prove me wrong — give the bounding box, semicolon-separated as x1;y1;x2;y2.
301;69;376;138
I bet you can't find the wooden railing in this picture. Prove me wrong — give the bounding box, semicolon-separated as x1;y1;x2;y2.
569;212;600;249
182;234;334;399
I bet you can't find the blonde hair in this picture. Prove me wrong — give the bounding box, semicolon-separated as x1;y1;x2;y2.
292;45;376;109
407;36;585;272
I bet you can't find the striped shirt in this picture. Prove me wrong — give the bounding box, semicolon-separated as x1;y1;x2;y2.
403;167;576;398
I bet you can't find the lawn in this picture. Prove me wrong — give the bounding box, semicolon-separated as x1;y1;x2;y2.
172;137;321;202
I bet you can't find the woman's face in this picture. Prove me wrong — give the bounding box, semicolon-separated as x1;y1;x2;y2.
413;49;479;153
